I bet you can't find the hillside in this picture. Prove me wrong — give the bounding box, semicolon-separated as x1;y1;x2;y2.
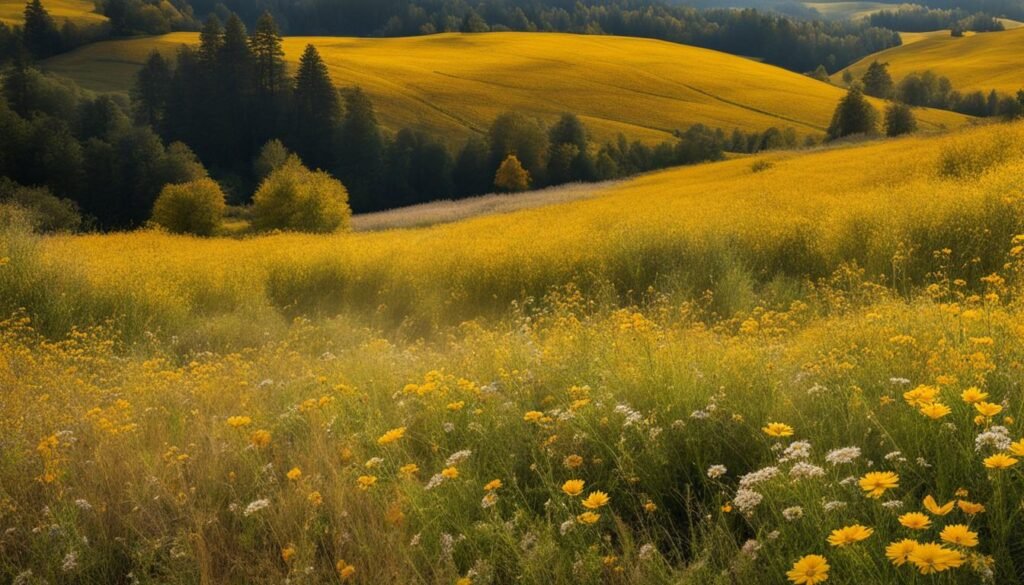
838;27;1024;93
42;31;969;144
0;0;104;25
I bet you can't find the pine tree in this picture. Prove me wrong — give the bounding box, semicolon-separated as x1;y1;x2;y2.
131;50;171;127
494;154;530;192
197;16;223;65
292;44;340;171
337;87;384;211
884;101;917;137
22;0;62;59
826;85;878;140
250;11;286;96
861;61;894;99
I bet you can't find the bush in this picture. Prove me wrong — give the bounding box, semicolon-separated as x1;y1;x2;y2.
0;179;81;233
252;156;352;233
494;154;531;192
937;134;1018;179
150;178;226;236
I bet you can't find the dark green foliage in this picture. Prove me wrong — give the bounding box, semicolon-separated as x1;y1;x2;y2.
452;136;492;198
132;51;171;127
335;87;385;211
488;112;549;187
384;129;454;206
861;61;894;99
291;44;339;172
0;178;81;232
827;85;878;140
869;6;1004;32
884;101;917;137
23;0;62;59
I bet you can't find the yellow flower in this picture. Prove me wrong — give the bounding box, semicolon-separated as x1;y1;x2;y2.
919;403;951;419
983;453;1018;469
576;511;600;525
562;479;585;496
581;491;610;509
281;545;297;562
336;559;356;580
249;429;271;448
721;503;733;513
307;491;323;506
908;542;965;574
827;524;873;547
957;500;985;515
940;524;978;548
785;554;830;585
904;385;939;407
898;512;931;530
441;466;459;479
975;402;1003;417
377;427;406;445
286;467;302;481
885;539;919;566
399;463;419;477
762;422;794;437
456;578;472;585
643;500;657;513
563;454;584;469
227;415;252;428
1009;439;1024;456
859;471;899;498
923;495;954;516
483;479;503;492
447;401;465;411
961;387;988;404
523;411;544;423
356;475;377;490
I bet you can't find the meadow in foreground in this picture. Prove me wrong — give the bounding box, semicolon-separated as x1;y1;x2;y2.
4;123;1024;583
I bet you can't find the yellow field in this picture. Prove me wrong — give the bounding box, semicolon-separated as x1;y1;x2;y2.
4;121;1024;583
0;0;105;26
42;32;969;144
839;27;1024;93
804;1;909;21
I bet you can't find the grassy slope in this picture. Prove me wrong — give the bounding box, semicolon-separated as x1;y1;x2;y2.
838;27;1024;93
0;0;105;25
42;31;969;144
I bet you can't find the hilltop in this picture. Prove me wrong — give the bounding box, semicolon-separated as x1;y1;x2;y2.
42;31;969;144
838;27;1024;93
0;0;104;25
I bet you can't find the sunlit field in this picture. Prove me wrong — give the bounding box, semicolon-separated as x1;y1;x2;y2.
0;0;103;25
41;31;970;144
4;120;1024;583
838;27;1024;94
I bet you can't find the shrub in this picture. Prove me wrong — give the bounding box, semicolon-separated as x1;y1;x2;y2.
150;178;226;236
494;154;531;192
884;101;917;137
252;156;351;233
937;134;1017;179
750;160;774;173
0;179;81;233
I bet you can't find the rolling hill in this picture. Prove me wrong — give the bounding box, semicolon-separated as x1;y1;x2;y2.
838;27;1024;94
0;0;105;26
42;31;970;145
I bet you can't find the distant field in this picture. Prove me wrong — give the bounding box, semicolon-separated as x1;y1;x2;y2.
0;0;105;25
43;32;970;145
839;27;1024;93
804;1;910;21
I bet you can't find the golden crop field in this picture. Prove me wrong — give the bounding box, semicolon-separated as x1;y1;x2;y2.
42;31;970;144
839;27;1024;94
0;0;104;26
803;1;908;21
4;120;1024;584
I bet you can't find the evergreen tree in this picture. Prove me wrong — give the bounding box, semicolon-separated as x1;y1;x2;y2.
292;44;339;171
488;112;548;187
131;51;171;127
22;0;62;59
826;85;878;140
336;87;385;211
884;101;917;137
861;61;894;99
452;135;492;198
250;11;286;96
197;16;224;65
494;154;530;192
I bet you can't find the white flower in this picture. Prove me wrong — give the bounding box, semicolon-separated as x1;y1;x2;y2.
62;550;79;573
823;500;847;512
243;498;271;517
734;488;763;514
559;519;576;535
638;543;656;561
975;426;1012;452
890;377;911;385
782;506;804;521
445;450;472;466
789;462;825;480
706;464;727;479
825;447;861;465
779;440;811;462
739;466;779;489
74;499;92;511
882;500;904;510
740;539;761;559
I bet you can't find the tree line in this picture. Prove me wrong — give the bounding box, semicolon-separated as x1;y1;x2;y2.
868;5;1004;34
855;61;1024;118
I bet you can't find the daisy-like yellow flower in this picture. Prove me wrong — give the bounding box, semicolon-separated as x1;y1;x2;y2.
908;542;965;574
898;512;931;530
562;479;585;496
762;422;794;437
398;463;419;477
523;411;544;423
940;524;978;548
281;545;297;562
581;491;610;509
885;539;919;566
785;554;830;585
923;495;954;516
227;415;252;428
307;491;323;506
441;466;459;479
356;475;377;490
249;429;271;448
377;426;406;445
563;454;584;469
643;500;657;513
983;453;1018;469
961;387;988;404
904;385;939;407
957;500;985;515
483;479;503;492
286;467;302;481
827;524;873;547
1009;439;1024;457
859;471;899;498
446;401;465;411
576;511;600;524
336;559;356;580
975;402;1003;417
456;578;472;585
920;403;951;419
